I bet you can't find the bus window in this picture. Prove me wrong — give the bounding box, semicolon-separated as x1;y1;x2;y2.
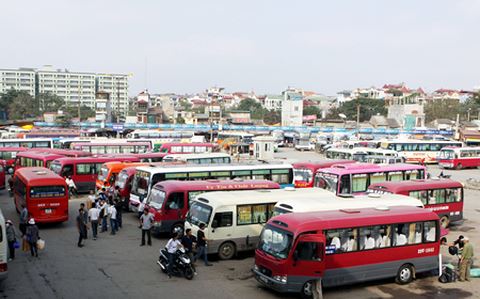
62;164;74;177
107;146;121;154
341;229;357;252
271;169;291;185
424;221;437;242
359;227;376;250
370;173;386;184
388;171;402;182
374;225;391;248
295;242;322;261
393;224;408;246
432;189;446;204
408;223;422;244
166;192;184;210
14;177;26;200
237;205;253;225
352;174;368;193
405;170;419;180
76;163;96;175
252;170;269;180
446;188;461;203
212;212;233;227
339;175;351;194
252;204;268;223
409;191;428;205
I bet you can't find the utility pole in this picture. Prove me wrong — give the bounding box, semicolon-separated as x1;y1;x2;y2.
356;103;360;138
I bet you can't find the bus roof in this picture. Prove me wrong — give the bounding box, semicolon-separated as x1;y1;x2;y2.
51;156;140;165
15;167;66;186
275;192;423;213
16;152;65;159
194;188;304;207
0;147;30;152
136;163;292;174
317;163;425;175
163;153;230;160
368;179;463;193
292;160;355;170
134;152;168;158
153;179;280;193
30;148;92;157
269;206;439;235
381;139;462;144
71;141;151;146
159;142;216;147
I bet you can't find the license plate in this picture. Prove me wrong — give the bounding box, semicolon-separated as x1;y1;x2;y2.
259;275;268;284
45;209;52;214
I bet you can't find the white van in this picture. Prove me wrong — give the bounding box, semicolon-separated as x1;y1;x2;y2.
0;209;8;282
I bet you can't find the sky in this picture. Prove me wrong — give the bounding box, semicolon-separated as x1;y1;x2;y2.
1;0;479;96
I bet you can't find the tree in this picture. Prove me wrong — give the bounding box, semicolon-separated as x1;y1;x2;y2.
263;110;281;125
7;92;39;120
1;89;33;120
176;115;186;124
37;92;64;113
55;113;72;128
303;106;321;118
327;98;387;122
236;98;265;120
65;105;96;121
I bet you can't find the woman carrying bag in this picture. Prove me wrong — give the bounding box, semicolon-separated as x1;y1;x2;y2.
26;218;40;258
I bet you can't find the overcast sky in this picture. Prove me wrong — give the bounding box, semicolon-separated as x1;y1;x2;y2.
1;0;479;96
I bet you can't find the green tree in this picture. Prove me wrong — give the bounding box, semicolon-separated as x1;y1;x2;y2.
424;99;461;123
55;113;72;128
236;98;265;120
327;98;387;122
303;106;321;118
178;99;192;111
176;115;186;124
8;92;39;120
65;105;96;121
37;92;64;113
263;110;281;125
1;89;32;120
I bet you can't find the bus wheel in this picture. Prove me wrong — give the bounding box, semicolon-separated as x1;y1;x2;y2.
396;264;414;284
456;163;463;170
300;281;314;299
440;216;450;228
218;242;236;260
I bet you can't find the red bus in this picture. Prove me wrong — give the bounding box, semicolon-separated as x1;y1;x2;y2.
14;152;65;171
254;206;440;297
133;152;167;163
0;147;29;174
13;167;68;223
31;148;92;158
114;166;138;208
145;180;281;234
437;146;480;169
158;142;217;154
293;160;356;188
49;156;140;193
367;179;463;228
0;160;5;190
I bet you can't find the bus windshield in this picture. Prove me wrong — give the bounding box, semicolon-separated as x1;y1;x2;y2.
98;166;109;182
294;168;313;183
116;171;129;189
187;201;212;227
258;225;293;259
438;150;455;159
315;173;339;193
149;188;166;209
131;171;150;196
50;163;62;175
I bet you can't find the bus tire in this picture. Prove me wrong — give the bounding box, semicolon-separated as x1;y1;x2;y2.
300;280;314;299
456;163;463;170
440;216;450;228
218;242;236;260
396;264;414;284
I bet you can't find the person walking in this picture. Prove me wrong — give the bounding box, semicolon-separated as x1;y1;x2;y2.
181;228;197;273
139;209;154;246
99;200;109;233
25;218;40;257
165;233;182;278
114;197;123;229
459;236;474;282
19;204;28;236
80;203;88;239
6;220;17;261
76;209;87;247
194;223;212;266
88;204;100;240
108;203;117;235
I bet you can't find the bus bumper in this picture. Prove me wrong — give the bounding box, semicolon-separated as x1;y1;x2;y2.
253;269;293;293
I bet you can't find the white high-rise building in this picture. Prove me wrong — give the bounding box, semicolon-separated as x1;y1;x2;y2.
37;66;96;109
0;68;36;96
281;87;304;126
96;74;129;117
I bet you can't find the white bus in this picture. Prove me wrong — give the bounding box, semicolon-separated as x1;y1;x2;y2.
273;191;423;215
380;139;463;164
0;138;53;149
0;209;7;281
326;147;397;162
130;163;294;210
184;188;423;260
126;130;195;141
162;153;232;164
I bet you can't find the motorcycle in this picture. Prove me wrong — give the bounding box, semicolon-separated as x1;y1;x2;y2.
157;247;195;280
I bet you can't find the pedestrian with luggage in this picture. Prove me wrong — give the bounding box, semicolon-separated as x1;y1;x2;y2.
459;237;474;282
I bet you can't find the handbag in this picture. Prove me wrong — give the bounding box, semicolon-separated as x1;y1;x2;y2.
36;239;45;250
14;240;20;249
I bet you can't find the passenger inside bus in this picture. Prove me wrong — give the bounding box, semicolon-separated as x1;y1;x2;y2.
394;225;407;246
295;242;322;261
364;234;375;250
330;235;341;250
425;224;436;242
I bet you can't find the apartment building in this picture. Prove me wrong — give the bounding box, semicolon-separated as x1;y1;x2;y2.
36;67;96;109
96;74;129;116
0;68;36;96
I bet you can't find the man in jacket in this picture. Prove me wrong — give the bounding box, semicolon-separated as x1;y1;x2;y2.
76;209;88;247
6;220;16;260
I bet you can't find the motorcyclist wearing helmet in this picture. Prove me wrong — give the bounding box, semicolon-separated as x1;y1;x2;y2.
166;232;183;278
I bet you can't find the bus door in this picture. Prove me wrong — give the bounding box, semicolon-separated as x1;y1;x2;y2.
0;161;5;190
290;234;325;278
164;192;186;228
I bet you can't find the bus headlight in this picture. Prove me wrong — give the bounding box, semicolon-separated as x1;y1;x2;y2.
153;221;162;227
253;264;259;271
273;275;287;284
